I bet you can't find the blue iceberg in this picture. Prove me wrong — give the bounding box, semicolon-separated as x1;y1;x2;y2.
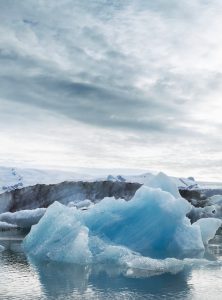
23;173;222;270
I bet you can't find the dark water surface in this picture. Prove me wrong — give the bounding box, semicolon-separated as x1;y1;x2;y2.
0;237;222;300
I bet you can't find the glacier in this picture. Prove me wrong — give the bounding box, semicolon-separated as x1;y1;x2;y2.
0;166;203;198
23;181;221;269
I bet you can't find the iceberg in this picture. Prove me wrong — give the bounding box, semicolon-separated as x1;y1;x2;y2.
0;208;46;228
23;180;221;266
194;218;222;245
145;172;181;198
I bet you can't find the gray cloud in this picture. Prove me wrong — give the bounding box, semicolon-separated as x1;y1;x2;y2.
0;0;222;180
0;48;185;133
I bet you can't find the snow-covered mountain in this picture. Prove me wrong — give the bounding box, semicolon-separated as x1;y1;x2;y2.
0;166;201;195
0;167;23;192
0;166;94;194
0;166;222;232
103;173;201;194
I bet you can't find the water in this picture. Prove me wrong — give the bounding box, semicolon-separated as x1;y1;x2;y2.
0;237;222;300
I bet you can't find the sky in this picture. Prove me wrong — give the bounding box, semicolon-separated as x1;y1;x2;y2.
0;0;222;181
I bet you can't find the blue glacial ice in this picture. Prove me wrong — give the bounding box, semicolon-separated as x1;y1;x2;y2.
194;218;222;245
144;171;181;198
23;171;222;273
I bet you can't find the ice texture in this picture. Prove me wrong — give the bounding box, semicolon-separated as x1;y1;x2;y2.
23;171;222;268
194;218;222;244
0;208;46;228
146;172;181;198
23;203;91;263
23;181;219;266
0;245;5;252
188;203;222;223
0;221;17;229
208;195;222;204
67;199;93;209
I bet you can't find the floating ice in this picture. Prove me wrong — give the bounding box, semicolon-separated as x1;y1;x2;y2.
0;245;5;252
188;203;222;223
23;203;91;264
146;172;181;198
67;199;93;210
0;221;17;229
194;218;222;245
208;195;222;205
23;181;221;266
188;206;218;223
23;170;222;269
0;208;46;228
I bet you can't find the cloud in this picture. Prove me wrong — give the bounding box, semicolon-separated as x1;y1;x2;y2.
0;0;222;180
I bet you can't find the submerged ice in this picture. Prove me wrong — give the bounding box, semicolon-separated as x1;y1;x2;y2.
23;175;222;269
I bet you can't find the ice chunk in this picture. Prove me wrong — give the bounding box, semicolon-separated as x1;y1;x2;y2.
121;256;220;278
208;195;222;205
0;208;46;228
188;206;218;223
72;199;93;210
194;218;222;245
0;245;5;252
188;203;222;223
0;221;17;229
146;172;181;198
172;219;204;256
93;243;187;276
23;184;209;264
176;177;200;190
23;204;91;263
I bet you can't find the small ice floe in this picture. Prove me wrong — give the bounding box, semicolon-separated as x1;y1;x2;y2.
0;208;46;229
188;202;222;223
0;221;18;230
194;218;222;245
0;220;26;252
67;199;93;210
208;195;222;205
0;244;5;252
178;177;200;190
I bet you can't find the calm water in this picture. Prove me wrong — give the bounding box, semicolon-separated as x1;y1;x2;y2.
0;237;222;300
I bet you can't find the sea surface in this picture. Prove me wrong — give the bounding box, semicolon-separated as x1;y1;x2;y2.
0;236;222;300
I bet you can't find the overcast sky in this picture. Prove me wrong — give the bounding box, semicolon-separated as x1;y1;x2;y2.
0;0;222;181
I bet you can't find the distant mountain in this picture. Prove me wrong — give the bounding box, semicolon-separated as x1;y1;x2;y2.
0;166;216;195
0;166;93;194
